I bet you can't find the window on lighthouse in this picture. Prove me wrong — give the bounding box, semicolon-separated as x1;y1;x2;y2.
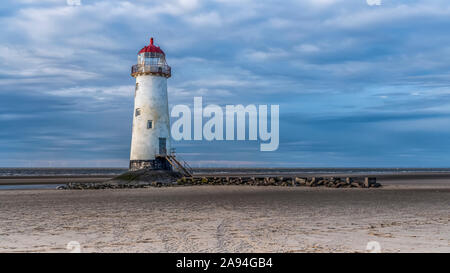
147;120;153;129
139;52;165;66
135;108;141;117
146;57;162;66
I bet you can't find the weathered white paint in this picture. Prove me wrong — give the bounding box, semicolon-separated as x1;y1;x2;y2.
130;75;171;161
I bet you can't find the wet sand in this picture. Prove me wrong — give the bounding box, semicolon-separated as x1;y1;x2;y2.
0;178;449;253
0;175;114;186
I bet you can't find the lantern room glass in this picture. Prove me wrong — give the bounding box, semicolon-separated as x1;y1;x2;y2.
138;52;166;67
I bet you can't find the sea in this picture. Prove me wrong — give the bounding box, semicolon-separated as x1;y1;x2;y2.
3;167;450;177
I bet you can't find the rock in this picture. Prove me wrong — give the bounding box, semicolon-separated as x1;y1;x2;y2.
364;177;377;188
192;177;201;184
334;178;341;183
317;180;325;186
371;182;382;188
291;178;296;186
295;177;306;183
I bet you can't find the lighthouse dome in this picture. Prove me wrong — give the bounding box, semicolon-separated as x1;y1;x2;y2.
132;37;171;78
138;37;165;55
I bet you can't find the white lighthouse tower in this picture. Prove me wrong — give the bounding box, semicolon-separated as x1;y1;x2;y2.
129;37;172;171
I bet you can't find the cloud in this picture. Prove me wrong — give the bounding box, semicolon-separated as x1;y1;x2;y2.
308;0;342;7
45;85;133;99
294;44;321;54
185;11;222;27
1;0;450;167
245;48;289;61
366;0;381;6
0;114;34;120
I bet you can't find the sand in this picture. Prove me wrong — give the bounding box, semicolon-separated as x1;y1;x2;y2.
0;178;449;253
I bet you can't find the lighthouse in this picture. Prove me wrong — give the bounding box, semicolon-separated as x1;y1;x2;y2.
129;37;172;171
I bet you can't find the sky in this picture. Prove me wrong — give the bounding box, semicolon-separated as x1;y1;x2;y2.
1;0;450;168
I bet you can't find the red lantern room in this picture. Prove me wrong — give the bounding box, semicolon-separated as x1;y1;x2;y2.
131;37;171;78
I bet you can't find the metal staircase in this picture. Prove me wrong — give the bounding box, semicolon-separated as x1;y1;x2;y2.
164;154;193;177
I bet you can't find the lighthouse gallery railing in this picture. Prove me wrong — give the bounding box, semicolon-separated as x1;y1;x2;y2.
131;64;171;77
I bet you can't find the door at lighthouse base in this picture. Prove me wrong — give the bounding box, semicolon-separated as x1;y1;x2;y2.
159;138;167;155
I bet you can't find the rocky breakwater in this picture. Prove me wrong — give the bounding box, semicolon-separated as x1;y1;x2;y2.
176;176;381;188
58;172;382;190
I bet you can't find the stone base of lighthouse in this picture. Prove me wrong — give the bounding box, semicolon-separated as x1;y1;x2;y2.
112;168;182;186
129;157;172;171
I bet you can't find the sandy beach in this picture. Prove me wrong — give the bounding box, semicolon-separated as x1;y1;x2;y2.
0;175;449;253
